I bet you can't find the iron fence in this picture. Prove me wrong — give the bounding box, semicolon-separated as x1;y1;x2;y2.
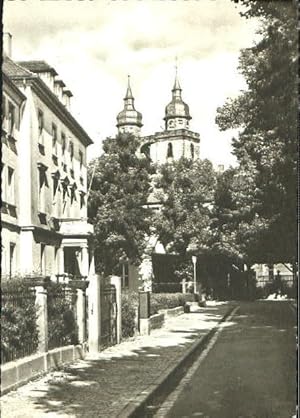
1;284;38;364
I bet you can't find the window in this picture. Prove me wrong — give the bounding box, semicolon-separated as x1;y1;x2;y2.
2;96;6;123
52;171;59;199
9;243;16;279
54;247;60;275
190;143;194;160
167;142;173;159
38;164;48;213
79;150;83;170
61;133;66;155
52;124;57;156
69;141;74;161
1;163;6;202
7;166;15;204
40;243;46;275
79;191;85;210
70;184;77;205
61;177;69;214
38;110;44;138
8;102;15;135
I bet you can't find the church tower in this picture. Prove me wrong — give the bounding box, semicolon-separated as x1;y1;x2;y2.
164;67;191;131
116;76;143;136
141;67;200;164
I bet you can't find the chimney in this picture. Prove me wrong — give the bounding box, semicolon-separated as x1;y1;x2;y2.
3;32;12;58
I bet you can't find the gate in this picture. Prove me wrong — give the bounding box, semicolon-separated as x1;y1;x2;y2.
100;279;117;348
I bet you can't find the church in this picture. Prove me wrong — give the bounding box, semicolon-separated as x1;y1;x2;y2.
115;70;201;291
116;70;200;164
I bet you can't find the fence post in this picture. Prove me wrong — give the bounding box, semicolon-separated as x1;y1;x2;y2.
139;291;150;336
88;274;101;354
76;284;88;344
182;279;186;294
110;275;122;344
35;285;48;353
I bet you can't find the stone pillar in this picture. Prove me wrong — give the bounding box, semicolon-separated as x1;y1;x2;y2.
76;288;86;343
35;285;48;353
81;244;89;277
88;246;95;276
182;279;186;294
139;291;150;336
110;275;122;344
88;274;101;354
58;246;65;275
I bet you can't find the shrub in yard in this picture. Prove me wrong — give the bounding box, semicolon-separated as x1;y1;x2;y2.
150;293;194;315
47;282;78;348
121;290;138;338
1;278;39;363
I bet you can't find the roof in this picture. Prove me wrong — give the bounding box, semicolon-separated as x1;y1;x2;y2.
3;55;35;78
3;55;93;147
2;72;27;102
54;79;66;87
63;89;73;97
17;60;58;76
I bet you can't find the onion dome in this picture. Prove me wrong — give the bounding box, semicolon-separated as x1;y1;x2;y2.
116;76;143;130
164;70;191;129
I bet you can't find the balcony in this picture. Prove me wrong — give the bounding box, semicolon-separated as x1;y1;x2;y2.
59;218;93;236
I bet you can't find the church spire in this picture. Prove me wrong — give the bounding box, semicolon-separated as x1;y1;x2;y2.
172;57;182;93
164;62;191;130
116;75;143;135
125;75;133;100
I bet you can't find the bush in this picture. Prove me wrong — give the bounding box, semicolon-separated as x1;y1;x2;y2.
1;278;39;363
152;282;182;293
121;290;138;339
47;282;78;349
150;293;194;315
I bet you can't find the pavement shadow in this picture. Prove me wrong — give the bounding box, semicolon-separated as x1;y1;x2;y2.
28;340;209;417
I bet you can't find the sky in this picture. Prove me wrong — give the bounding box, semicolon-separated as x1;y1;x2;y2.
3;0;260;167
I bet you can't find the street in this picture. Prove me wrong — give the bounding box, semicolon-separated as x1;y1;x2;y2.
157;301;297;418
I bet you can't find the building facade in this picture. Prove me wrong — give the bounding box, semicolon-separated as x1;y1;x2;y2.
2;46;94;279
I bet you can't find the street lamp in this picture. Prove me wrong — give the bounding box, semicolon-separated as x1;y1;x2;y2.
192;255;197;294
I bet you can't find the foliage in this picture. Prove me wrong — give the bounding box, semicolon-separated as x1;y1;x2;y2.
47;283;78;349
121;290;138;339
174;260;194;283
150;292;194;315
153;158;216;256
1;278;39;363
215;1;297;266
88;133;154;275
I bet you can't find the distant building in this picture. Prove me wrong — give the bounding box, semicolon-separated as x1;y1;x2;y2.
116;70;200;164
1;37;94;279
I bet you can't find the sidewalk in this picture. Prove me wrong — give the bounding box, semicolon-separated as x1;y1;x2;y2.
1;302;233;418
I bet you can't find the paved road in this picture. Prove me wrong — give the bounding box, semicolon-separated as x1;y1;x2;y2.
158;301;297;418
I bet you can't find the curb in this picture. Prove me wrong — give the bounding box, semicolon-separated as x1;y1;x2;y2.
117;303;237;418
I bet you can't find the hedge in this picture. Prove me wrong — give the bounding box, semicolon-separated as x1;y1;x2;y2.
1;278;39;364
121;290;138;339
150;292;194;315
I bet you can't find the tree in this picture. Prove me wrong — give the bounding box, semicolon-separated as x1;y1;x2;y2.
87;133;154;275
215;0;298;269
153;158;216;257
